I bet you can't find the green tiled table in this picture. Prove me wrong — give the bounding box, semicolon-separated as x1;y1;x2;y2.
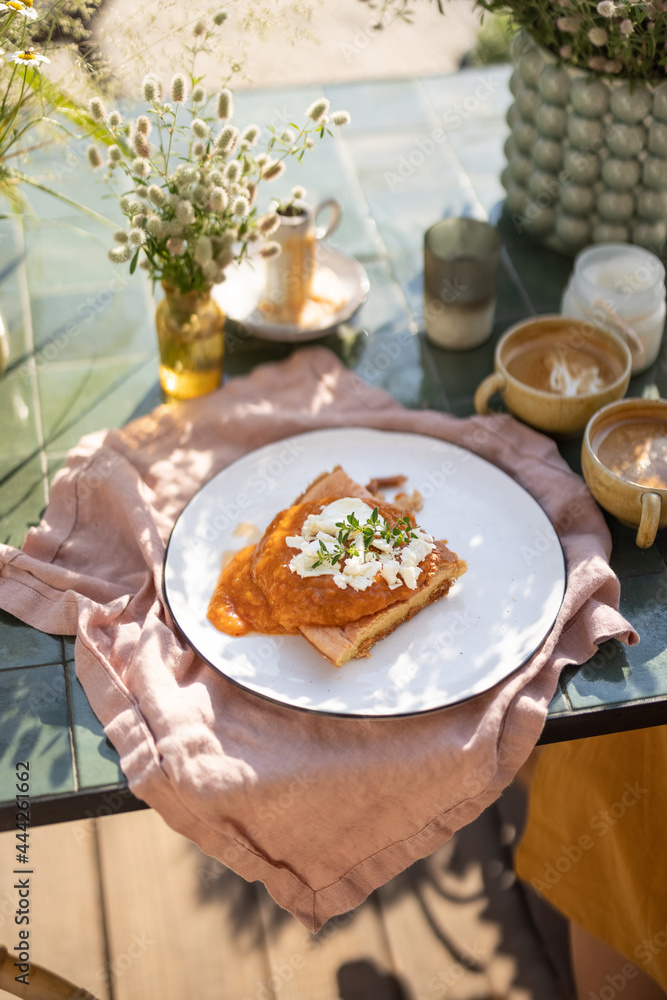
1;66;666;830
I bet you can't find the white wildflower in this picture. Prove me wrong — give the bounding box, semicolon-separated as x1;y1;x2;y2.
597;0;616;15
107;110;122;130
176;200;195;225
166;237;185;256
109;245;132;264
127;227;147;248
191;85;207;104
113;230;129;243
136;115;151;136
213;9;227;24
215;248;234;269
133;132;151;158
210;186;228;211
557;15;581;32
218;230;237;250
259;241;281;259
605;58;624;72
232;195;249;216
224;160;241;184
214;125;239;155
148;185;166;207
108;145;123;164
620;18;634;35
142;74;159;102
193;183;209;205
203;260;223;283
164;220;184;237
588;26;608;45
88;97;106;121
193;141;207;159
262;160;286;181
171;74;187;103
132;158;151;178
331;110;351;126
0;2;37;20
306;97;329;123
259;212;280;235
176;165;198;186
194;236;213;264
146;216;164;238
217;88;233;119
192;118;210;139
87;145;102;169
241;125;260;147
4;48;49;66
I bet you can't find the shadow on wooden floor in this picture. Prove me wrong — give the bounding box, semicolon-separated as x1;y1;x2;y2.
0;782;574;1000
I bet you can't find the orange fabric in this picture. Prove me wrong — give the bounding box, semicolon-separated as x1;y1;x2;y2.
516;727;667;992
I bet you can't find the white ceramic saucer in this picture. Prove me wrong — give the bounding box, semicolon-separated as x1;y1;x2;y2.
212;244;370;342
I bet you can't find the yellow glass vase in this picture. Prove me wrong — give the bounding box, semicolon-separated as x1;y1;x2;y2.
155;283;224;400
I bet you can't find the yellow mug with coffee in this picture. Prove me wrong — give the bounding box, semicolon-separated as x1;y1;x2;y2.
582;398;667;548
473;316;632;437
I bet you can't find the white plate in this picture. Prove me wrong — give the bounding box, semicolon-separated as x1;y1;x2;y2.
211;245;370;342
163;429;566;718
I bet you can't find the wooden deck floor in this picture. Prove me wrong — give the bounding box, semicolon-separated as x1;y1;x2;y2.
0;787;573;1000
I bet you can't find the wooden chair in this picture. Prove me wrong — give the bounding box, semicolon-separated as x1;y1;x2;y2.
0;946;99;999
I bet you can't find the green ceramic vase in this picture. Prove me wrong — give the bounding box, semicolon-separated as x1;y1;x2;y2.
502;34;667;256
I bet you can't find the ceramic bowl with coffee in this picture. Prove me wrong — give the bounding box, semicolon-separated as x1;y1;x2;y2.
473;316;632;437
582;398;667;548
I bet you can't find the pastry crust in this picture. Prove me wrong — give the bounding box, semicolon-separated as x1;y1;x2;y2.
292;468;467;666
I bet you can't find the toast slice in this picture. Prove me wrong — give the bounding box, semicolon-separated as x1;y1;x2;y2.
293;467;467;666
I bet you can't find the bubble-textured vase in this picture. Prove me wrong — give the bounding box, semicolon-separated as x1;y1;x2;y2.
503;34;667;257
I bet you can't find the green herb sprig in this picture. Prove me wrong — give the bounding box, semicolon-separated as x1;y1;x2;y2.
310;508;417;570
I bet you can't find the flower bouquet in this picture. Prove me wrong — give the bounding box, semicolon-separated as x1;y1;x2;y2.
86;13;350;397
477;0;667;82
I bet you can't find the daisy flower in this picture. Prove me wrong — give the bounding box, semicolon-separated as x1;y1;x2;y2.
0;0;37;20
4;48;50;66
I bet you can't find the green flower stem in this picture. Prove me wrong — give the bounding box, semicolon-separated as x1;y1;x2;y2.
164;104;177;177
2;116;45;154
0;19;23;122
0;7;18;43
0;64;29;152
10;170;118;227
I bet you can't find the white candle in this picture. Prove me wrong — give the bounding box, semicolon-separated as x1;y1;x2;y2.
561;243;666;375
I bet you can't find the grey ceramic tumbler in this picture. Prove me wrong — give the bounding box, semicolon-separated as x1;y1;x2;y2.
424;218;501;350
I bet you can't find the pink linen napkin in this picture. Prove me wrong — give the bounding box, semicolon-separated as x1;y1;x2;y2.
0;346;638;932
